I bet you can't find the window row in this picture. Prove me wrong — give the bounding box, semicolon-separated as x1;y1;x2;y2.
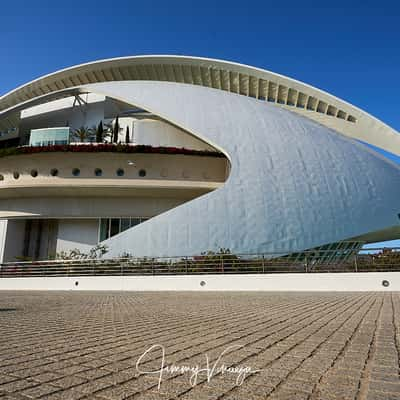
0;168;147;180
99;217;150;241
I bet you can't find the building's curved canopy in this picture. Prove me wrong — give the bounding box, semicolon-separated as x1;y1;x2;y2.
88;80;400;257
0;55;399;155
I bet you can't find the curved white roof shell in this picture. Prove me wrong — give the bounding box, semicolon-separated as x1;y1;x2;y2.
85;81;400;257
0;55;399;155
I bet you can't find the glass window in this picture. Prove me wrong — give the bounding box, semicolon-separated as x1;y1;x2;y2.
116;168;124;177
99;219;109;241
50;169;58;176
29;127;70;147
94;168;102;177
130;218;141;227
72;168;80;177
110;218;120;237
99;217;150;242
121;218;131;232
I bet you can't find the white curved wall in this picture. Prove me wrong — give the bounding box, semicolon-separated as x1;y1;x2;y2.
133;119;214;151
76;81;400;257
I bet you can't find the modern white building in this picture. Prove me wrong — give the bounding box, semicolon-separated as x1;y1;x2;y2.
0;55;399;262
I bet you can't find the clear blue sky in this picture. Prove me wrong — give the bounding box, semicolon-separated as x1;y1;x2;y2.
1;0;399;246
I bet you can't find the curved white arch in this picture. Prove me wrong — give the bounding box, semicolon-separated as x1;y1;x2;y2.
73;81;400;257
0;55;399;155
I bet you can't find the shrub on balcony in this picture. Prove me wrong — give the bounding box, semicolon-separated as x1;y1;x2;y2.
0;144;225;158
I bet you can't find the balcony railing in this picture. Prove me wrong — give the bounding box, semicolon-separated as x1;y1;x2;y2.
0;248;399;278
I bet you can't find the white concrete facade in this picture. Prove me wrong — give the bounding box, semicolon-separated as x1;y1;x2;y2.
1;220;25;262
0;272;398;291
56;219;99;254
92;81;400;257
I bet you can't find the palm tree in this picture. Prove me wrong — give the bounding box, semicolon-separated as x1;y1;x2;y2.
72;126;91;142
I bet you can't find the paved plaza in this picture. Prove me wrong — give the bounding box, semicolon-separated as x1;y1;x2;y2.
0;291;399;399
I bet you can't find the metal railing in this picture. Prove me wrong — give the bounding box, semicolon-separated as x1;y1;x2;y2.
0;247;400;278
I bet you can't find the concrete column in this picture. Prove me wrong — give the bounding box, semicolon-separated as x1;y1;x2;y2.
0;220;8;263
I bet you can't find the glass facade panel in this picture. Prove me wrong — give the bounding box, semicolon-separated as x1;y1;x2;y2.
29;127;70;147
130;218;141;227
121;218;131;232
99;219;109;242
99;217;150;241
110;218;120;237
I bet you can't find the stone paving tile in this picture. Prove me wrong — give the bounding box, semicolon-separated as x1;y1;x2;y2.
20;383;61;398
0;292;399;399
50;376;88;389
